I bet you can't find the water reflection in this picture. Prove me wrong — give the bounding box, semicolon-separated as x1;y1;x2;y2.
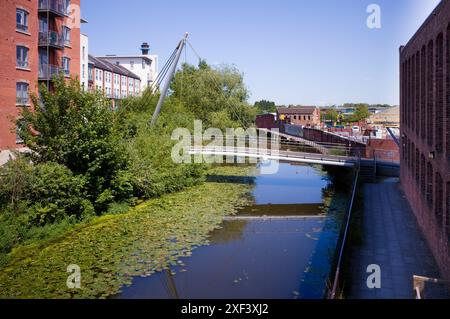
117;162;349;299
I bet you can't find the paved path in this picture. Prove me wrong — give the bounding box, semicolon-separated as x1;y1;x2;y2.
0;148;30;166
346;177;448;299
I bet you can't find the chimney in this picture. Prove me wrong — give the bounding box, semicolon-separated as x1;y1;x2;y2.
141;42;150;55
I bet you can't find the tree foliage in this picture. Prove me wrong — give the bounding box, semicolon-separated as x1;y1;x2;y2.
351;104;371;122
254;100;276;114
19;76;130;209
170;61;256;129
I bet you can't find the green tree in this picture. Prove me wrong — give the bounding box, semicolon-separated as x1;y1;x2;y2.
324;108;339;123
19;76;130;211
254;100;276;114
170;61;254;129
352;104;371;122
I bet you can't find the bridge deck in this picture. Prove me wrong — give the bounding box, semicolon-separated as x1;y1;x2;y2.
188;147;358;167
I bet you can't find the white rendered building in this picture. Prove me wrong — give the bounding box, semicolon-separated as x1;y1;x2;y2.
97;42;158;92
80;34;89;91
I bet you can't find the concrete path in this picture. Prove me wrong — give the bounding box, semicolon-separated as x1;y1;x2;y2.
346;177;449;299
0;148;30;166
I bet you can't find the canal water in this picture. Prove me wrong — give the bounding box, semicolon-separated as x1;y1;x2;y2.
118;162;350;299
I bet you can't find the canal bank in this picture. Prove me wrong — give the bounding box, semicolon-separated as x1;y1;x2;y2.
0;166;255;298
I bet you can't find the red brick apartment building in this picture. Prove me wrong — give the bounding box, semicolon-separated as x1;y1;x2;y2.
277;106;321;128
400;0;450;280
0;0;81;150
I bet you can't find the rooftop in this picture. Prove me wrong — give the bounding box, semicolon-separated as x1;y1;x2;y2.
88;55;141;80
276;106;318;115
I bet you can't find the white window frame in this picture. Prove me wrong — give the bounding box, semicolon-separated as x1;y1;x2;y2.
16;46;29;68
16;8;28;32
16;82;29;105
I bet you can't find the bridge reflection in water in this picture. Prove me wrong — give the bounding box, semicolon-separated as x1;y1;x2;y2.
117;162;350;299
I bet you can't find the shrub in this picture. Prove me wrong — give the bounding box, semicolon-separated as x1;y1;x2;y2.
19;76;131;211
0;159;94;226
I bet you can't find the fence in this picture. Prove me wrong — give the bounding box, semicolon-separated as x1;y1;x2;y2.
327;160;361;299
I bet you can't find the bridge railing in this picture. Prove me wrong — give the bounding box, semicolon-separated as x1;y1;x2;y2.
327;158;361;299
203;133;355;157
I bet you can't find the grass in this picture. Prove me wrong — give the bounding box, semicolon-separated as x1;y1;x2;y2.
0;165;256;299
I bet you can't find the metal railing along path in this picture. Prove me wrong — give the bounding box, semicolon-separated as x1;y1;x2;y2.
327;161;361;299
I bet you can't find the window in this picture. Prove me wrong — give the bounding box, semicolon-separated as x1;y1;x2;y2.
130;61;134;70
82;46;86;60
420;46;426;139
62;57;70;76
446;183;450;240
426;162;433;208
16;82;29;105
88;65;93;81
420;154;426;194
415;149;420;185
16;119;25;144
435;33;444;153
65;0;71;15
82;64;85;79
427;40;434;147
16;46;29;68
63;26;71;46
16;9;28;32
435;173;443;226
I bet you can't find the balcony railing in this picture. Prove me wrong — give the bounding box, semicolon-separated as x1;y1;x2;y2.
16;96;29;105
39;64;62;80
38;0;65;17
16;60;29;69
38;31;64;49
16;23;28;33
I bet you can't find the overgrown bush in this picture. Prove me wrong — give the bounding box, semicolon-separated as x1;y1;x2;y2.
0;159;94;226
19;76;131;211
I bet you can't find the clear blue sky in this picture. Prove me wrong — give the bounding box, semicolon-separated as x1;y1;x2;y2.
81;0;441;106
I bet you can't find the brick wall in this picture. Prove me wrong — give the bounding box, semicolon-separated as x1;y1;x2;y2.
0;0;81;150
0;0;39;149
400;0;450;281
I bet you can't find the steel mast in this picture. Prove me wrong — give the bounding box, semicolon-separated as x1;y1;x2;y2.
150;33;188;126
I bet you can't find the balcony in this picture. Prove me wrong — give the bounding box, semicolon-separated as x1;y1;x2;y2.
16;60;29;69
39;64;62;80
38;31;64;49
38;0;65;18
16;96;30;105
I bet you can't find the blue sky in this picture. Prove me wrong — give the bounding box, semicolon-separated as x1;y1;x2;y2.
81;0;441;106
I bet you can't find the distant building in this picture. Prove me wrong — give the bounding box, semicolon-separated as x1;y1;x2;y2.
276;106;321;128
255;113;277;129
80;33;89;91
88;55;141;108
400;0;450;281
368;106;400;126
97;43;158;92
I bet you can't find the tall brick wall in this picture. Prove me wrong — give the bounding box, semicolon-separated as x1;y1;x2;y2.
0;0;81;150
0;0;39;149
400;0;450;281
